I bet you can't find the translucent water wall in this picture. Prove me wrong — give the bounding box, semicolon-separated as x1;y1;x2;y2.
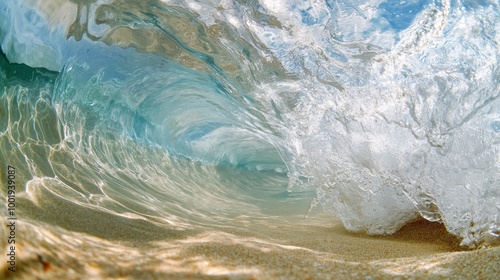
1;0;499;248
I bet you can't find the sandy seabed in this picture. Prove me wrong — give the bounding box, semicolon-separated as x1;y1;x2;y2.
2;209;499;280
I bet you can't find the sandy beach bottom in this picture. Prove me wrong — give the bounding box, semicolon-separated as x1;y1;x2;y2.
3;209;499;280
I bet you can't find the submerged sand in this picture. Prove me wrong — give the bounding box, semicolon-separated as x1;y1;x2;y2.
2;210;499;279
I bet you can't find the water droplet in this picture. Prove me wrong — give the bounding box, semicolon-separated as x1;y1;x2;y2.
491;121;500;132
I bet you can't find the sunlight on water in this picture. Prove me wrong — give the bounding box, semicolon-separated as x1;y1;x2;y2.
0;4;499;274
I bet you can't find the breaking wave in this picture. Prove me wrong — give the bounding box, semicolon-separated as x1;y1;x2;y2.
1;0;499;248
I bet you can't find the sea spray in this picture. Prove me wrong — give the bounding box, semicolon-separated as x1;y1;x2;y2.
0;0;499;248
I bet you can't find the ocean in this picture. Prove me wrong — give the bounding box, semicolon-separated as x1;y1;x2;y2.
0;0;499;278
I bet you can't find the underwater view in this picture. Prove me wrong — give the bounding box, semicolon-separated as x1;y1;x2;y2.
1;0;499;278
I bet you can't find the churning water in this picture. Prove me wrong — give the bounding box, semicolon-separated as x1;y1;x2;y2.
0;0;499;263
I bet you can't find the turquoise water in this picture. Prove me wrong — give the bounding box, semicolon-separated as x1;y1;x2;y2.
0;0;499;254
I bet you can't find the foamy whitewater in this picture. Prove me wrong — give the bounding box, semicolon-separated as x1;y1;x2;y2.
0;0;499;256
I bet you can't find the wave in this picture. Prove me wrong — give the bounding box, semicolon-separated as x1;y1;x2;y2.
1;0;499;248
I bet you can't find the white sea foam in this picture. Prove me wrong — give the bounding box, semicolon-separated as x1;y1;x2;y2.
1;0;499;247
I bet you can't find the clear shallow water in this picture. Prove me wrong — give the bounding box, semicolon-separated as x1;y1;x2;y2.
0;0;499;253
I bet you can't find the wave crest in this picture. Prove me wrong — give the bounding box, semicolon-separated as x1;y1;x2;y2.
1;0;499;247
